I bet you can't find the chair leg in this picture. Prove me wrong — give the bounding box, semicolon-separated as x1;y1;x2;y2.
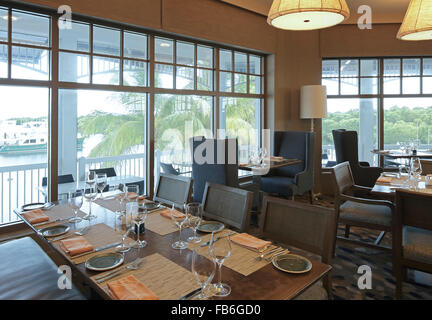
395;267;403;300
344;225;351;238
308;190;313;204
323;273;333;300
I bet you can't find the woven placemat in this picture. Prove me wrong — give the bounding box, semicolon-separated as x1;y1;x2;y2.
19;204;87;228
189;231;276;276
94;198;122;213
52;223;134;264
145;209;183;236
93;253;199;300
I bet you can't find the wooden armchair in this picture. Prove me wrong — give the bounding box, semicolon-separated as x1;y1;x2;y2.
332;162;394;253
153;173;193;209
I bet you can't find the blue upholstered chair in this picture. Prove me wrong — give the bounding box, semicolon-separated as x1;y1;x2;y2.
260;131;315;202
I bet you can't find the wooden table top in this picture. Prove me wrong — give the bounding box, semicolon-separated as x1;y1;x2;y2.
372;150;432;159
372;174;432;199
15;193;331;300
239;159;302;172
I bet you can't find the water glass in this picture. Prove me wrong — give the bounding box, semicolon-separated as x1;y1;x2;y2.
131;207;148;249
68;189;83;223
86;171;96;186
83;186;97;220
171;204;189;250
186;203;203;244
191;249;216;300
115;226;132;253
208;231;232;297
96;173;107;199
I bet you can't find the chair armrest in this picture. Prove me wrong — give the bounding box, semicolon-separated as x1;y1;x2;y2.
352;185;372;192
339;194;394;210
359;162;370;167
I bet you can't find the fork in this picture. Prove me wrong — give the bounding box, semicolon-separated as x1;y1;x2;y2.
265;249;289;262
96;258;144;283
48;226;91;242
255;247;282;261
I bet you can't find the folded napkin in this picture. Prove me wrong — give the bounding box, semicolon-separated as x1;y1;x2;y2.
231;233;272;252
116;192;139;200
21;209;49;224
377;176;393;184
59;236;94;257
107;275;159;300
239;163;249;167
159;208;185;219
270;156;284;162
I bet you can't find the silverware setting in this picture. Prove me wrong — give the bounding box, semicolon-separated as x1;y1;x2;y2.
200;231;236;247
34;215;75;227
265;248;288;262
179;288;202;300
72;241;122;259
255;246;285;261
96;257;145;283
48;226;92;242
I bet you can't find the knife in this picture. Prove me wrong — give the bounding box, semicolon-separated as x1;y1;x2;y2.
71;242;121;259
34;216;75;228
179;288;202;300
200;231;235;247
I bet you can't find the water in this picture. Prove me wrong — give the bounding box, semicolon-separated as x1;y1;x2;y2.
0;152;47;167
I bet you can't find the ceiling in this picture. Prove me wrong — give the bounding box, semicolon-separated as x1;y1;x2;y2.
220;0;411;24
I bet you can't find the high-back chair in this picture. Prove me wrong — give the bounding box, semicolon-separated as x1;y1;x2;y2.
259;196;336;299
394;190;432;299
153;173;193;209
420;159;432;175
332;161;394;252
42;174;74;187
90;167;117;178
201;182;253;232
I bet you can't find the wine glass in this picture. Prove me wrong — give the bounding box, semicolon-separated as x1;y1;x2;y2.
186;202;203;244
171;204;189;250
68;189;83;223
115;225;132;253
208;231;232;297
83;186;97;220
96;173;107;199
131;207;148;249
410;157;422;186
191;249;216;300
86;171;96;187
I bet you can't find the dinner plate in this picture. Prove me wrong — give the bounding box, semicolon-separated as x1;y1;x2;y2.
272;254;312;274
139;201;161;211
38;224;70;237
21;202;46;211
85;252;124;271
197;221;225;233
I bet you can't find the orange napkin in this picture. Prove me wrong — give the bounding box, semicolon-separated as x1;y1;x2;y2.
159;208;185;219
107;275;159;300
59;236;94;256
239;163;249;167
116;192;139;200
231;233;272;252
21;209;49;224
377;176;393;184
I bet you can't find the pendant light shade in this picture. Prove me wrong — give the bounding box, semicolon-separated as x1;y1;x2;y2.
267;0;350;31
397;0;432;41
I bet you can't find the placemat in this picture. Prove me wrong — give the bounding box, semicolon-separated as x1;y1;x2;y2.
18;204;86;228
93;253;199;300
145;209;182;236
189;231;276;276
52;223;134;264
94;198;122;213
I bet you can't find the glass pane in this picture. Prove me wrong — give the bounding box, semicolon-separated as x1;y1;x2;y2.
155;38;173;63
197;46;213;68
249;55;261;75
124;32;147;60
360;77;378;94
197;68;212;91
360;59;378;76
384;77;400;94
93;26;120;56
219;49;232;71
340;77;358;95
12;10;50;47
322;78;338;95
340;59;358;77
322;98;378;166
59;21;89;52
0;44;7;78
0;86;49;223
423;58;432;76
384;59;400;76
176;41;194;66
322;60;339;78
0;8;8;42
219;71;232;92
154;94;212;178
59;52;90;83
123;60;147;87
11;46;49;80
92;56;120;85
249;75;261;94
176;66;194;89
59;89;147;194
234;52;247;73
403;58;421;76
423;77;432;94
402;77;420;94
155;63;173;89
234;73;247;93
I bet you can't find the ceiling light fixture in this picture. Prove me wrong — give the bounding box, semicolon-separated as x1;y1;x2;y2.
267;0;350;31
397;0;432;41
159;42;171;47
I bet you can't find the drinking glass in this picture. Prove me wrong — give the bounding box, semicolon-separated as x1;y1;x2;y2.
83;186;97;220
96;173;107;199
208;231;232;297
171;204;189;250
191;249;216;300
115;225;132;253
410;157;422;186
131;207;148;249
186;202;203;244
68;189;83;223
86;171;96;187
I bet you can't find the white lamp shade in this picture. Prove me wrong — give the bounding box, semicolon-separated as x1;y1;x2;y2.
397;0;432;41
300;85;327;119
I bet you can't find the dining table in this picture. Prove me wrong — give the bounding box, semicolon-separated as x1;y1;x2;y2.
239;158;302;185
371;149;432;159
14;191;331;300
372;173;432;200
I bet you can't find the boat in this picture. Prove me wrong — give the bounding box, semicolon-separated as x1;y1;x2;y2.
0;137;84;154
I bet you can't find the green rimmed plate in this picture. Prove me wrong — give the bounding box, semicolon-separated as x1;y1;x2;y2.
197;221;225;233
85;252;124;271
272;254;312;274
139;201;161;211
38;224;70;237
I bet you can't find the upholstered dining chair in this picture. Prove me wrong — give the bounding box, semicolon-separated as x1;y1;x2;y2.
394;190;432;299
153;173;193;209
90;167;117;178
332;161;394;252
259;196;336;300
201;182;253;232
420;159;432;175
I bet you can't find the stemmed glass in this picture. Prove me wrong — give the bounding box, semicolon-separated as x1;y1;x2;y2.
115;225;132;253
258;147;268;167
68;189;83;223
186;203;203;244
96;173;107;199
83;186;97;220
191;249;216;300
171;204;189;250
131;207;148;249
208;231;232;297
410;157;422;187
86;171;96;187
